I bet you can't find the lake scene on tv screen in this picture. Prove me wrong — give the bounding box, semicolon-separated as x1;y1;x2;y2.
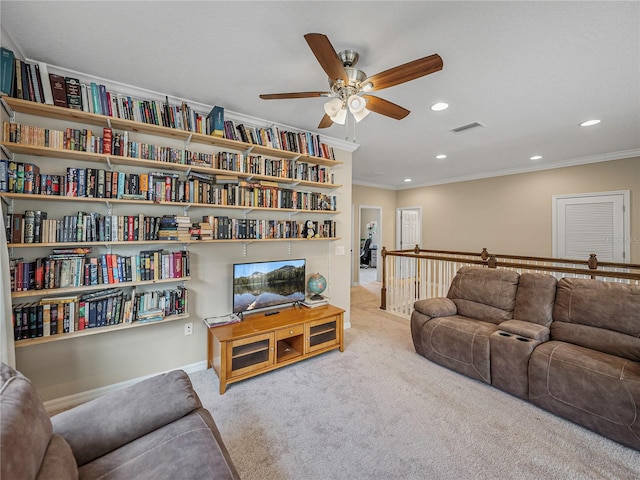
233;259;306;313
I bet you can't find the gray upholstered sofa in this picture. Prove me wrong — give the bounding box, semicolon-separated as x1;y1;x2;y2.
411;266;640;451
0;363;240;480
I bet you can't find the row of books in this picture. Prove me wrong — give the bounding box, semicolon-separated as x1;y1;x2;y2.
4;122;336;185
0;48;336;160
191;218;337;241
4;123;215;167
12;285;187;341
216;152;334;184
6;211;174;244
225;121;335;160
10;249;190;292
1;160;337;211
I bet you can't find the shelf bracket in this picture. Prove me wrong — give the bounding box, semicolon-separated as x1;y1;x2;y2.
0;144;12;161
106;117;112;129
105;156;113;171
185;167;192;177
1;97;15;120
243;146;254;156
185;133;192;149
287;241;292;256
105;201;112;215
291;155;301;162
183;204;191;215
242;243;248;257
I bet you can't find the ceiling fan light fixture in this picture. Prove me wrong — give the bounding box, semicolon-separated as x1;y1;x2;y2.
347;95;366;113
352;107;370;123
324;98;346;124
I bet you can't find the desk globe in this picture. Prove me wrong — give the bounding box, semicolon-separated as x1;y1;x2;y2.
307;273;327;300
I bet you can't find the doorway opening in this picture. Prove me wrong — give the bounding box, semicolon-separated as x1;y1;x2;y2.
358;206;382;290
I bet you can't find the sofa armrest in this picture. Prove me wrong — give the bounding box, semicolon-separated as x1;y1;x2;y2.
52;370;201;467
413;297;457;318
498;320;550;342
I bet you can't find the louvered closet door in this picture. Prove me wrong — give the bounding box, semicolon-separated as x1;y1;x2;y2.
554;192;628;262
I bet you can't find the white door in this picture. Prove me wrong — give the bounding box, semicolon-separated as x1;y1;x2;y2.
553;191;629;263
396;208;422;279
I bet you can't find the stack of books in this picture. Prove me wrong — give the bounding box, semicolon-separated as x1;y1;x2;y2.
157;215;191;241
301;295;328;308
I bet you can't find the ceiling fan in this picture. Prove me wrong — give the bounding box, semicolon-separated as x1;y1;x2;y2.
259;33;443;129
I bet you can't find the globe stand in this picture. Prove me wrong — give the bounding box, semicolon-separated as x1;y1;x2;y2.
309;294;325;301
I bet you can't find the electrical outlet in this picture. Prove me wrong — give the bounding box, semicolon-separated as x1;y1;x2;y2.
184;322;193;335
335;245;345;256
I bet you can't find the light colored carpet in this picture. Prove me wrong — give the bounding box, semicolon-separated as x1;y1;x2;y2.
189;287;640;480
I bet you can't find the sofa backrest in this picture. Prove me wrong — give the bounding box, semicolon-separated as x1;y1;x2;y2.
0;362;78;480
552;277;640;362
447;267;520;324
513;273;558;326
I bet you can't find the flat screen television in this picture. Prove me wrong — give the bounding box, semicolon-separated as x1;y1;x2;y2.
232;258;306;314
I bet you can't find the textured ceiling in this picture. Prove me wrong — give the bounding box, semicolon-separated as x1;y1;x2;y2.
2;1;639;189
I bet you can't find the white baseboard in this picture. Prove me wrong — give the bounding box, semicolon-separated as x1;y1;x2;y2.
43;361;208;415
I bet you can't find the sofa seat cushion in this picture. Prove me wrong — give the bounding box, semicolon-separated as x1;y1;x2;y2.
529;341;640;450
77;409;239;480
447;267;519;324
416;315;499;383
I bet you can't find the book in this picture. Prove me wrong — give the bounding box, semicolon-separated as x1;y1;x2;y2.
49;74;68;108
65;77;83;110
207;105;224;137
37;62;54;105
203;313;241;328
0;47;15;95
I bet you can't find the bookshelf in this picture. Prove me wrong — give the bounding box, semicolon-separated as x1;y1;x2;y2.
1;88;344;348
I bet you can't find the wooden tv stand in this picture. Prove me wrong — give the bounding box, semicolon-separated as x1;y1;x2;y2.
207;304;344;394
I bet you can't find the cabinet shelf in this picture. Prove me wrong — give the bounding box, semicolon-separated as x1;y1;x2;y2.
2;97;343;167
11;276;190;299
14;312;190;348
0;142;342;190
208;304;344;394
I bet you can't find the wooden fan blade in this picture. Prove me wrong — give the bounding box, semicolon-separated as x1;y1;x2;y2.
363;54;443;91
363;95;410;120
318;114;333;129
304;33;349;84
260;91;329;100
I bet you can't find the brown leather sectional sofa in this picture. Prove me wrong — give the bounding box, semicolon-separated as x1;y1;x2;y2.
410;266;640;450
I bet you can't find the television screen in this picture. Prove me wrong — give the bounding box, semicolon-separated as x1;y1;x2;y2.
232;259;306;314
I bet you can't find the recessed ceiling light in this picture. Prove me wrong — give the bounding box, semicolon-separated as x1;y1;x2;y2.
530;155;542;160
431;102;449;111
404;178;412;182
436;154;447;160
580;119;601;127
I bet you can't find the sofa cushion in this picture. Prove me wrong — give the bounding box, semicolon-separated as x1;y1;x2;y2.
52;370;202;466
529;341;640;450
447;267;520;324
553;277;640;335
415;314;499;383
513;273;557;326
552;277;640;361
0;362;77;480
77;409;240;480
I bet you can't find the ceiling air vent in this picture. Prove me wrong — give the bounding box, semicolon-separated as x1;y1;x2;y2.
451;122;484;134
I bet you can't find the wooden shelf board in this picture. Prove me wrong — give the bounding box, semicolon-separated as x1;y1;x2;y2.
14;313;189;348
